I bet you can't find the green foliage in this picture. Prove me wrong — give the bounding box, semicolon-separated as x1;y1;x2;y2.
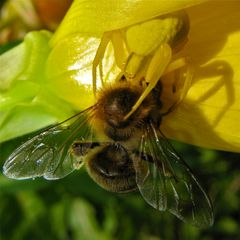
0;31;75;143
0;136;239;240
0;40;22;55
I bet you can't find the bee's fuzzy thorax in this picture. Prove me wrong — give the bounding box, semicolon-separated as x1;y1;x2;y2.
92;82;158;141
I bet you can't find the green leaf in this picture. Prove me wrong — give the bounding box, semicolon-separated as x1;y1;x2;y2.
0;30;76;142
0;41;28;90
0;30;52;90
0;104;57;142
69;198;112;240
0;81;39;110
0;94;74;143
0;40;22;55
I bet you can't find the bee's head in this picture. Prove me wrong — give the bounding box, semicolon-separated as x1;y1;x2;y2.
95;83;156;141
103;87;139;128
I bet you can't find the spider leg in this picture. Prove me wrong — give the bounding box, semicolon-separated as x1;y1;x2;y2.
124;43;172;120
161;57;193;115
92;32;112;97
92;30;130;94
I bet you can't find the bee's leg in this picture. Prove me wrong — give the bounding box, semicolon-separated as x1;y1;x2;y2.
72;141;100;156
124;43;172;120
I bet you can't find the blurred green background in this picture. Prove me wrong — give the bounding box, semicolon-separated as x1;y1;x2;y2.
0;134;239;240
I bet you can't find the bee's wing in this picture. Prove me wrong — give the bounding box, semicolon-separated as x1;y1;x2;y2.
3;108;95;180
134;122;214;227
134;133;168;211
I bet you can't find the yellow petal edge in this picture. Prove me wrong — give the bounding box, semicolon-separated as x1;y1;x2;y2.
51;0;207;46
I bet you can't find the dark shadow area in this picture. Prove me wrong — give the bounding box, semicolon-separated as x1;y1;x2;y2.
185;1;240;65
162;89;237;152
193;60;234;127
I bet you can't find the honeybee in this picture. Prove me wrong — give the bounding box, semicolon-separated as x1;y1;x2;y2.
3;78;213;228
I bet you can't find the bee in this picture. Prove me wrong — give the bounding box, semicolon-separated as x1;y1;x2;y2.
3;78;213;228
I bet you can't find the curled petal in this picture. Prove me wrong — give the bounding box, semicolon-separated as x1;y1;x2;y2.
51;0;207;45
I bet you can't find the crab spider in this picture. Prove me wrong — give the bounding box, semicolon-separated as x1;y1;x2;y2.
92;10;192;118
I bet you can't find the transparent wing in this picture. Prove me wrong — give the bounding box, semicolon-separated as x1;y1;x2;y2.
3;107;95;180
133;133;168;211
134;122;214;227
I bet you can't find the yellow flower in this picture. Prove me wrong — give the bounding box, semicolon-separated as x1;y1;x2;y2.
163;1;240;153
46;0;240;152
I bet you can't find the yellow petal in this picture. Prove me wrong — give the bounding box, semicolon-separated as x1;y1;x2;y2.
46;35;100;109
46;34;120;110
51;0;207;46
162;1;240;152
